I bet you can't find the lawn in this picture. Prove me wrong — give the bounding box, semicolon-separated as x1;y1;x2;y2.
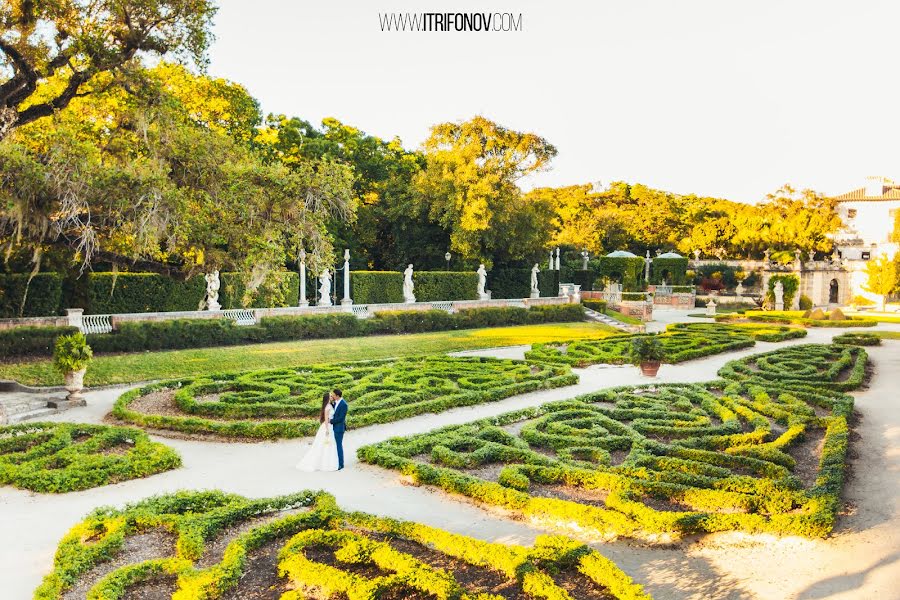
0;322;616;387
605;308;644;325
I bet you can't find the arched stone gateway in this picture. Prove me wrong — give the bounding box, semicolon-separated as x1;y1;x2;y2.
830;278;840;304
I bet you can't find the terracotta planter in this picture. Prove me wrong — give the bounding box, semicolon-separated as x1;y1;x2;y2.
639;361;661;377
64;368;87;403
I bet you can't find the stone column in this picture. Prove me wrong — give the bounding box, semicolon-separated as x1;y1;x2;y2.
341;249;352;307
549;251;554;270
66;308;84;331
299;249;309;306
555;247;561;270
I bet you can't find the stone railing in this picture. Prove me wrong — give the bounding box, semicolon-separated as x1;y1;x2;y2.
0;296;576;334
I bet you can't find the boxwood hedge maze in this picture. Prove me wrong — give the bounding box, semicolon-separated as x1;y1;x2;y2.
35;490;651;600
360;344;866;541
525;323;807;367
0;422;181;493
113;356;576;440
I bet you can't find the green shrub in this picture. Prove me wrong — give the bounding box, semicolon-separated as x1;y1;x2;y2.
351;271;404;304
82;272;206;314
489;269;559;299
0;273;63;317
597;256;645;290
219;271;299;308
34;490;651;600
413;272;478;301
832;332;881;346
52;332;93;374
114;356;577;439
364;309;456;334
799;295;813;310
650;257;689;285
631;335;664;364
0;326;78;360
584;299;608;313
361;342;864;541
0;422;180;493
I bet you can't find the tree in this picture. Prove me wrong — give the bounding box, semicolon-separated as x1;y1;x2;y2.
863;254;898;311
415;116;557;266
0;0;216;140
0;65;354;283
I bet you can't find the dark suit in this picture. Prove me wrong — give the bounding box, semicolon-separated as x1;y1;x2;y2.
330;398;348;469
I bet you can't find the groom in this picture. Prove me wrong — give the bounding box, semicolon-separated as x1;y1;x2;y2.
329;388;348;470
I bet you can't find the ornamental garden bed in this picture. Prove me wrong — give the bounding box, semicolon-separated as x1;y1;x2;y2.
112;356;576;440
0;422;180;493
359;344;865;542
35;490;651;600
716;310;877;328
524;323;806;367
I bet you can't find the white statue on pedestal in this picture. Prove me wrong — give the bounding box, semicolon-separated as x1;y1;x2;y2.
477;264;489;300
774;280;784;310
530;263;540;298
808;250;815;262
318;269;332;306
205;271;221;311
403;264;416;303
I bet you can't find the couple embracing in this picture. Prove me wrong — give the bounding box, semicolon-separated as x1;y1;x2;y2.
296;388;348;472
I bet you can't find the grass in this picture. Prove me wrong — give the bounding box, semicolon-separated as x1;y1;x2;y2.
0;322;617;387
844;311;900;323
871;331;900;340
605;308;644;326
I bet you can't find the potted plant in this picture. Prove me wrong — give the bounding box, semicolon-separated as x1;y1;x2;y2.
53;333;94;405
632;335;664;377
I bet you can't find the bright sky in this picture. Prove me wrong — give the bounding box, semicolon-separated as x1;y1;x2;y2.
207;0;900;203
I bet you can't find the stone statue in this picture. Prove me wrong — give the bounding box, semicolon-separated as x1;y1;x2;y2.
764;248;771;262
403;264;416;303
773;280;784;310
205;270;221;311
693;249;700;261
530;263;540;298
581;250;589;270
318;269;332;306
476;264;489;300
808;250;815;262
794;248;802;262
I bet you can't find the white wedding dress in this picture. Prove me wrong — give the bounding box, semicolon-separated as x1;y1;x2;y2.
296;403;340;472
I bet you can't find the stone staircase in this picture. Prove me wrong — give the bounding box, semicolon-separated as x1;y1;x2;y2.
584;307;645;333
0;382;68;425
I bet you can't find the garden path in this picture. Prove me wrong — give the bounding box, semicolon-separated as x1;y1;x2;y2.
1;319;898;599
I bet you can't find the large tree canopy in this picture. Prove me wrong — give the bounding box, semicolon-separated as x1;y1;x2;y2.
0;64;354;279
0;0;216;140
415;116;557;266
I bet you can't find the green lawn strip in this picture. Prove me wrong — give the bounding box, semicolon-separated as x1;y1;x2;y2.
359;343;864;542
0;322;616;387
0;422;180;493
35;490;652;600
717;310;877;328
605;309;644;325
870;331;900;340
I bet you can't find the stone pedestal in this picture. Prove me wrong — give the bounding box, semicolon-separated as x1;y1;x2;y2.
706;300;717;316
530;292;540;299
775;300;784;311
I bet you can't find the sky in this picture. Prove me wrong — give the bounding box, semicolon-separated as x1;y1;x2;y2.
207;0;900;203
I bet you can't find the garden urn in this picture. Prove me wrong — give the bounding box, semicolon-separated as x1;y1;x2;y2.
639;361;661;377
64;368;87;403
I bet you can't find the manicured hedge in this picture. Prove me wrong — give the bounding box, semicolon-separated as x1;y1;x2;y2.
361;342;865;541
650;257;689;285
584;299;608;313
0;422;180;493
597;256;645;290
113;356;577;439
219;271;299;308
716;311;877;328
413;271;478;301
0;325;79;360
489;268;560;299
832;332;881;346
525;322;805;367
351;271;404;304
83;272;206;314
35;490;651;600
0;273;64;317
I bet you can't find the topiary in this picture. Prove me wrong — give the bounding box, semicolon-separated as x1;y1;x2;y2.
808;308;827;320
829;308;848;321
799;295;813;310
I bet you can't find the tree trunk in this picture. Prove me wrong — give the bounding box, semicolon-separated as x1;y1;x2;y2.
0;106;17;141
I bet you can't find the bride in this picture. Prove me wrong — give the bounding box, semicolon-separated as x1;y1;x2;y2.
296;392;339;472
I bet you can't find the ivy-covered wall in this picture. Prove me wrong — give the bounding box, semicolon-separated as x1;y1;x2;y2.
596;257;645;291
